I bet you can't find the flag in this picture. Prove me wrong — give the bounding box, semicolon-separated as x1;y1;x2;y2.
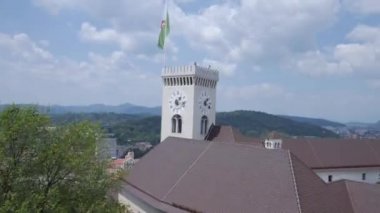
158;6;170;49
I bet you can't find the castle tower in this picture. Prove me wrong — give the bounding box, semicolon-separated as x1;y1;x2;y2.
160;64;219;141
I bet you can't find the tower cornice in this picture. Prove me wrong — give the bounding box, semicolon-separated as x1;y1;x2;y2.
162;65;219;81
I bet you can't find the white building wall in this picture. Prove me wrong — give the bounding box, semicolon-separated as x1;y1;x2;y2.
192;81;217;140
161;83;195;141
160;65;218;141
314;167;380;184
118;190;161;213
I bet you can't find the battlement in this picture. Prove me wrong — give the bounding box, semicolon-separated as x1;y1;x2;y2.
162;64;219;81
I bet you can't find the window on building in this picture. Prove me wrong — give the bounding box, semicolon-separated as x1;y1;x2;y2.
172;115;182;133
328;175;333;182
200;116;208;135
178;117;182;133
362;173;366;180
171;116;176;133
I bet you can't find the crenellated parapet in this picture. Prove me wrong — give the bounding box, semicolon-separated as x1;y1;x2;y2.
162;64;219;81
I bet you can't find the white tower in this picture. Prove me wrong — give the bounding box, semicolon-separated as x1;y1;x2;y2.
160;64;219;141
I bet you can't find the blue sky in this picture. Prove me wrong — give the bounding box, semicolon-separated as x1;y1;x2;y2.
0;0;380;122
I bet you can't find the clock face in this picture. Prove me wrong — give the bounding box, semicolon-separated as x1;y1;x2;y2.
169;90;187;114
198;91;212;115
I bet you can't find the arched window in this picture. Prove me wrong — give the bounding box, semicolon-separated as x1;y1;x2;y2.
172;115;182;133
200;116;208;135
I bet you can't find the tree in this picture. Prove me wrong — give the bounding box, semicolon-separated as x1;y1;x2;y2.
0;106;125;212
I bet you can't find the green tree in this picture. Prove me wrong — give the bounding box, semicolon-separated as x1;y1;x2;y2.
0;106;125;212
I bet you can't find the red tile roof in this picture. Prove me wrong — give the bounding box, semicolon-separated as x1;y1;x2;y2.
282;138;380;169
206;125;262;146
125;137;300;212
208;125;380;169
121;127;380;212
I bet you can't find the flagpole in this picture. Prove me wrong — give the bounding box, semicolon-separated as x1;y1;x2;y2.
164;0;168;68
159;0;169;68
163;35;166;67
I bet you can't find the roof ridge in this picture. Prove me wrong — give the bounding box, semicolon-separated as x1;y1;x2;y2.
227;126;235;142
161;142;213;201
288;150;302;213
216;140;288;152
344;181;357;213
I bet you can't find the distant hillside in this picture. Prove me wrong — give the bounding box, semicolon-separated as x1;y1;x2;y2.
218;111;338;138
0;103;161;115
51;110;337;143
374;121;380;130
280;115;345;127
346;122;372;128
51;113;161;145
346;121;380;131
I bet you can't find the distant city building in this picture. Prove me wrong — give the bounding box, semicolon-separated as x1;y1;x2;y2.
109;151;136;173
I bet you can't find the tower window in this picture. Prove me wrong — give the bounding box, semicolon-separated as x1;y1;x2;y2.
200;116;208;135
171;117;176;133
328;175;333;182
362;173;366;180
190;77;193;85
178;117;182;133
172;115;182;133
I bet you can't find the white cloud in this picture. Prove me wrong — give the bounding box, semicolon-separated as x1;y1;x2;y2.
293;25;380;76
335;43;380;72
368;79;380;89
294;50;352;76
0;32;160;106
347;25;380;43
223;83;290;101
343;0;380;15
34;0;342;65
0;33;53;62
202;59;236;76
80;22;135;51
180;0;339;60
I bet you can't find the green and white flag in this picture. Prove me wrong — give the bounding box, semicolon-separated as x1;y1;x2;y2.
158;2;170;49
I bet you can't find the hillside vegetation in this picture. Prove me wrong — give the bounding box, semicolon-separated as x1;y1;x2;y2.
50;110;338;145
280;115;345;127
218;111;338;138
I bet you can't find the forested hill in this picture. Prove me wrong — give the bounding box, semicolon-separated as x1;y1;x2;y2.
217;111;338;138
0;103;161;115
50;110;338;145
279;115;345;127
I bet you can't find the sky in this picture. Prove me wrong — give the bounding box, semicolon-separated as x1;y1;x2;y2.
0;0;380;123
